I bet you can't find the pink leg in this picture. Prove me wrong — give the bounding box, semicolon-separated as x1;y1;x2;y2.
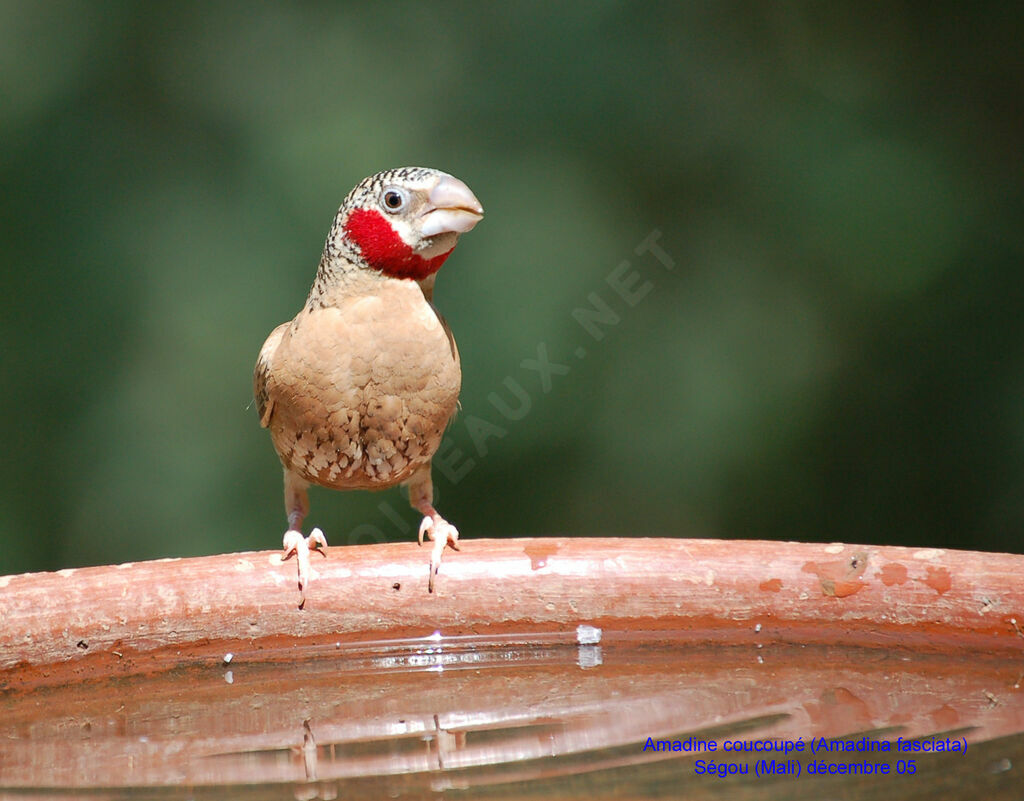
281;469;327;608
407;463;459;593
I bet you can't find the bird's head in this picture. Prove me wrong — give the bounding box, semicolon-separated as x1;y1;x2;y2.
327;167;484;281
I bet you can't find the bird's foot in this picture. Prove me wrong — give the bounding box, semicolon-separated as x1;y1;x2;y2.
417;514;459;593
282;528;328;609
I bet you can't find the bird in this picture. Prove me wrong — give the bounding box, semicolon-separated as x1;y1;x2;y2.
254;167;483;605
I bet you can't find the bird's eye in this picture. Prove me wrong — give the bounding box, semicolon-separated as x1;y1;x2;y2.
381;187;409;213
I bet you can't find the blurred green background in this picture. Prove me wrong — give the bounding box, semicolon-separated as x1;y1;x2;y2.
2;1;1021;576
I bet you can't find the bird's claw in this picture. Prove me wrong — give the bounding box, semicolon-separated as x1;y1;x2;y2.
307;527;328;552
282;528;328;608
418;516;459;593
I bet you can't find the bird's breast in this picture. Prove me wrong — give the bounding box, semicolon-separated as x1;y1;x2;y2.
267;282;460;490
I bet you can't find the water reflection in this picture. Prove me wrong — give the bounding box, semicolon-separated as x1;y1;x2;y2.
1;629;1022;799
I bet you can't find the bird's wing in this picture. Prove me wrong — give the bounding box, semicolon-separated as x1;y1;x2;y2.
434;309;461;424
254;322;289;428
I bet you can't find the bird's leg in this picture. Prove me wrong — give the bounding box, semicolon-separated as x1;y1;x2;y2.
281;469;327;607
407;464;459;593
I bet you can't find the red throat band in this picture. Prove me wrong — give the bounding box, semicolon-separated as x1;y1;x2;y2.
344;208;452;280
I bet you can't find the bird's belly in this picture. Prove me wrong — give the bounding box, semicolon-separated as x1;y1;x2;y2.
271;390;457;490
268;315;460;490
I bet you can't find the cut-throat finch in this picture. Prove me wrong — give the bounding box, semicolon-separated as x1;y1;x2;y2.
254;167;483;605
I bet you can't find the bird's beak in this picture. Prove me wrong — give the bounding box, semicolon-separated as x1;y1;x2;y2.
420;175;484;237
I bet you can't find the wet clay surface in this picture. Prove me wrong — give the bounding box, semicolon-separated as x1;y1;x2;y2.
1;633;1023;798
2;539;1023;797
3;538;1023;686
